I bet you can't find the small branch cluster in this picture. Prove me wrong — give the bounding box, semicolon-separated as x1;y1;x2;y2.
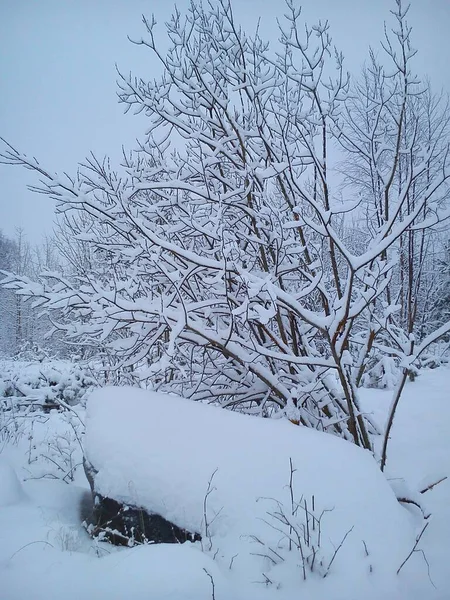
253;459;353;583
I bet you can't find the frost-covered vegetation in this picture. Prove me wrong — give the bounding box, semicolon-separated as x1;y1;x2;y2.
0;358;91;481
0;358;95;408
1;0;450;597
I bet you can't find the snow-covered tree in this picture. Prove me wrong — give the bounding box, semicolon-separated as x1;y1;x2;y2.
1;0;449;452
428;238;450;338
340;61;450;387
0;229;38;355
0;228;70;358
0;231;18;355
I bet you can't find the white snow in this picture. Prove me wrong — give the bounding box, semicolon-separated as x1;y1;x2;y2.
0;364;449;599
0;460;26;506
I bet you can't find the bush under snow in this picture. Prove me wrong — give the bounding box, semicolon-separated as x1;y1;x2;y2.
0;358;95;408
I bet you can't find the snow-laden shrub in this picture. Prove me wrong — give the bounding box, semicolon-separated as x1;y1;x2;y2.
0;358;96;408
361;355;399;390
25;409;85;483
0;359;92;462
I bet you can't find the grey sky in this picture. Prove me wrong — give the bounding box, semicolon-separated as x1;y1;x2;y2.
1;0;449;245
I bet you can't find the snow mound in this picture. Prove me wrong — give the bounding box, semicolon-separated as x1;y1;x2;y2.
0;460;26;506
84;387;413;584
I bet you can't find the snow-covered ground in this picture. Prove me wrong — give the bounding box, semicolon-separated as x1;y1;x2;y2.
0;365;449;600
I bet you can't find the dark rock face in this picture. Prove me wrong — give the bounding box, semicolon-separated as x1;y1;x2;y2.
83;459;201;546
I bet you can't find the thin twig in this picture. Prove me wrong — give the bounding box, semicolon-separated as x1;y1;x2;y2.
324;526;354;577
397;522;429;575
250;552;277;565
10;540;54;561
203;568;216;600
417;549;436;589
419;476;447;494
203;468;218;552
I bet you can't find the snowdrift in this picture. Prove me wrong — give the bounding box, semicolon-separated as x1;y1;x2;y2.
84;387;413;586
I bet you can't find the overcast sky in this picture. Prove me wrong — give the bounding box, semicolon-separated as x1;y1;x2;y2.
1;0;449;244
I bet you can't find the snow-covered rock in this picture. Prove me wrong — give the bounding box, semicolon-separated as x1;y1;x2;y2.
84;386;414;585
83;458;201;545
